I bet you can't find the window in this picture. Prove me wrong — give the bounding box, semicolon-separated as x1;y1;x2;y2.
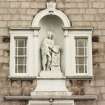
9;30;34;78
65;30;93;78
15;38;27;73
75;38;88;74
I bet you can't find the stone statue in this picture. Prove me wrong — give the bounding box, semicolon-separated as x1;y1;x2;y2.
41;32;61;71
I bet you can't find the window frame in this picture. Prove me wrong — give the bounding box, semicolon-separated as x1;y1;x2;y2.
9;30;34;78
65;30;93;78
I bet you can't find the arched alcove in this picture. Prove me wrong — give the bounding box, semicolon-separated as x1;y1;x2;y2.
39;15;64;48
32;2;71;28
32;2;71;77
38;15;65;73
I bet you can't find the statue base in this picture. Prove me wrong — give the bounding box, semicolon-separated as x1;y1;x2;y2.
39;70;64;78
29;70;73;105
29;79;73;105
31;79;70;92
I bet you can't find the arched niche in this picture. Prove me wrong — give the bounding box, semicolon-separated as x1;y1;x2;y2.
32;2;71;77
39;15;64;49
32;2;71;28
39;15;65;73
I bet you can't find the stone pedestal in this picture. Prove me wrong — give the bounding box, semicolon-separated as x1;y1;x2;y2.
39;70;63;78
29;88;74;105
28;77;74;105
31;79;70;92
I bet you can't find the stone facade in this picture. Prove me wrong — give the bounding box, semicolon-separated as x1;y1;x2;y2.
0;0;105;105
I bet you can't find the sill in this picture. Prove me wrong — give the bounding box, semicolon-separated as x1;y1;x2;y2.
8;76;37;80
4;95;97;101
66;76;93;80
8;76;93;80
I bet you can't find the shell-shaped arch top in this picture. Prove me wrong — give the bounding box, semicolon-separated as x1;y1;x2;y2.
32;2;71;27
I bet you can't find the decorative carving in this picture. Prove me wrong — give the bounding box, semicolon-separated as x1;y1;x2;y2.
66;80;85;95
22;81;32;96
9;81;22;96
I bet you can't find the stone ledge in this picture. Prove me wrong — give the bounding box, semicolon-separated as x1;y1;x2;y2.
8;76;37;80
66;76;93;80
8;76;93;80
4;95;97;101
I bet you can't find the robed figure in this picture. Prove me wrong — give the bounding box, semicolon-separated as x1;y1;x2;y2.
41;32;61;71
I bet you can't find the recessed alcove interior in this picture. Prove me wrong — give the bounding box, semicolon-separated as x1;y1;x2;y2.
38;15;65;74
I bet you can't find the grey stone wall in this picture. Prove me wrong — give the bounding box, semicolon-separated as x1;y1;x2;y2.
0;0;105;105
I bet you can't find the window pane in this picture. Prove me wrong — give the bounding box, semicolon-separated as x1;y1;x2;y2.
18;48;26;55
76;38;87;47
18;65;26;73
76;39;84;47
76;65;85;73
16;57;26;64
76;57;87;64
18;39;26;47
76;48;84;56
78;65;84;73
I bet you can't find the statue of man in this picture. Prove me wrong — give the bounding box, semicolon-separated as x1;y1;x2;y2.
41;32;54;71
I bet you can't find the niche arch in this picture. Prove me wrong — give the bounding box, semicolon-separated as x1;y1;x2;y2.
32;2;71;76
32;2;71;28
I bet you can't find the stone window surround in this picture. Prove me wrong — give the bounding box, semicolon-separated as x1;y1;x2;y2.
9;28;37;78
64;28;93;78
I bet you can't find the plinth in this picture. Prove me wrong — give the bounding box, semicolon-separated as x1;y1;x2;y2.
28;71;74;105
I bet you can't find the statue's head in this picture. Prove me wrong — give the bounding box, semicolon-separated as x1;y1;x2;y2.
47;31;54;39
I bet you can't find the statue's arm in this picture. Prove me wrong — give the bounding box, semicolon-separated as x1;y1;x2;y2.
49;47;60;54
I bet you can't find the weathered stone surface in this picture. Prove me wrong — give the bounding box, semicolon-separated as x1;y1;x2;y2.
86;9;97;14
85;87;96;94
22;81;32;96
12;81;21;87
97;101;105;105
65;9;85;14
9;81;22;96
0;0;105;105
95;80;105;87
10;2;21;8
92;2;105;8
76;100;97;105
